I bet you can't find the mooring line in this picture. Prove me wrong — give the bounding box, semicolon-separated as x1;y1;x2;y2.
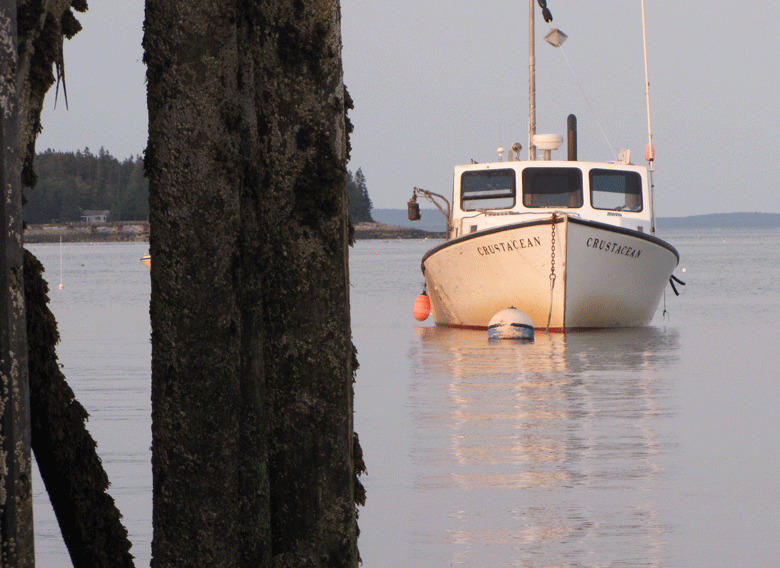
545;214;557;333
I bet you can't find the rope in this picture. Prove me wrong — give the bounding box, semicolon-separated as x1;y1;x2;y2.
662;288;668;319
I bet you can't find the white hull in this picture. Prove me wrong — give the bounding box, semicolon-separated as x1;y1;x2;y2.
422;215;678;331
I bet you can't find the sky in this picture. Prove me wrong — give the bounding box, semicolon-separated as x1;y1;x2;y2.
37;0;780;218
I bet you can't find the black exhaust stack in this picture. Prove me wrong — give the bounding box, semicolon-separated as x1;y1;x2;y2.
567;114;577;161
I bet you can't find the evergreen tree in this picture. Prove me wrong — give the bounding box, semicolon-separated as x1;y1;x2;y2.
346;167;373;222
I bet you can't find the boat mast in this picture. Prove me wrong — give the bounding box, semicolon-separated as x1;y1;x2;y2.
528;0;536;160
529;1;553;161
641;0;657;234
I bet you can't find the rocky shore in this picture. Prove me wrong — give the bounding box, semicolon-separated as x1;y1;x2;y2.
24;222;149;243
24;221;444;243
352;222;444;240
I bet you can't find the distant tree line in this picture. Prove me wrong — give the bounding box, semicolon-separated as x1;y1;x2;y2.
24;148;148;224
24;148;374;224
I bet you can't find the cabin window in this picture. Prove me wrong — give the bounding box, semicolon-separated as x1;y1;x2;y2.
460;169;516;210
590;169;643;211
522;168;583;208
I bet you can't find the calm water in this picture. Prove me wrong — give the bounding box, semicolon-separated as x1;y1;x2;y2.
27;229;780;567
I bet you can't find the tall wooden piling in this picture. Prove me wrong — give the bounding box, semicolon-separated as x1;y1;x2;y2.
0;1;35;566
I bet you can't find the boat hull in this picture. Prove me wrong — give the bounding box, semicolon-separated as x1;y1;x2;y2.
421;215;678;331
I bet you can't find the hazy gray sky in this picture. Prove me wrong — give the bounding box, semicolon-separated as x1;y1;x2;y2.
38;1;780;217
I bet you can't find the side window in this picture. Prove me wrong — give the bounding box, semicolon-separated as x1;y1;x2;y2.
460;169;515;211
590;169;643;211
522;168;583;208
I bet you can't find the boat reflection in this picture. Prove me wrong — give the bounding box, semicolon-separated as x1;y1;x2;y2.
407;325;679;565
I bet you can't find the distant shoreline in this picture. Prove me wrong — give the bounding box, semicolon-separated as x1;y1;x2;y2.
23;221;445;244
352;222;445;239
24;222;149;244
23;211;780;244
656;212;780;230
372;209;780;232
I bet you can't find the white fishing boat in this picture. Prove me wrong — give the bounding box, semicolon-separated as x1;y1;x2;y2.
141;254;151;269
409;0;681;332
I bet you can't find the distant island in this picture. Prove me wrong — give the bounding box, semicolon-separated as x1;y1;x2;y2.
656;212;780;230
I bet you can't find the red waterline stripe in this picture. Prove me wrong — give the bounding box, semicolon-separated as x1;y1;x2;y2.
434;322;567;333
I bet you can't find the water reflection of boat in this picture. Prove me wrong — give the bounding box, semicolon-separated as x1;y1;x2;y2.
415;326;568;376
408;1;680;331
408;325;679;563
415;325;678;377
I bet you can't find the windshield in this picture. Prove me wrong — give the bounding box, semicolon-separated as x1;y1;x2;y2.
460;169;516;210
590;169;643;211
522;167;583;208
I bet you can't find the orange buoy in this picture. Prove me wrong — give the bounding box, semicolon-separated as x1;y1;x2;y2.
413;293;431;321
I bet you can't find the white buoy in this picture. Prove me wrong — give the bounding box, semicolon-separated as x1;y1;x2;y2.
488;308;534;341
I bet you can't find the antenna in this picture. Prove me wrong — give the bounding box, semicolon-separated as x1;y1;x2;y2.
641;0;657;234
529;0;537;160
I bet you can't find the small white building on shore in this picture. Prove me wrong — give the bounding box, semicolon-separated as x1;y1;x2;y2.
81;210;110;224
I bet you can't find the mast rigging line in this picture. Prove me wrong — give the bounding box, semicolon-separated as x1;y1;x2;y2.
530;0;616;162
556;44;617;161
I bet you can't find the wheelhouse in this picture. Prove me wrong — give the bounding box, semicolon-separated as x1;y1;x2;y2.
450;161;651;238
